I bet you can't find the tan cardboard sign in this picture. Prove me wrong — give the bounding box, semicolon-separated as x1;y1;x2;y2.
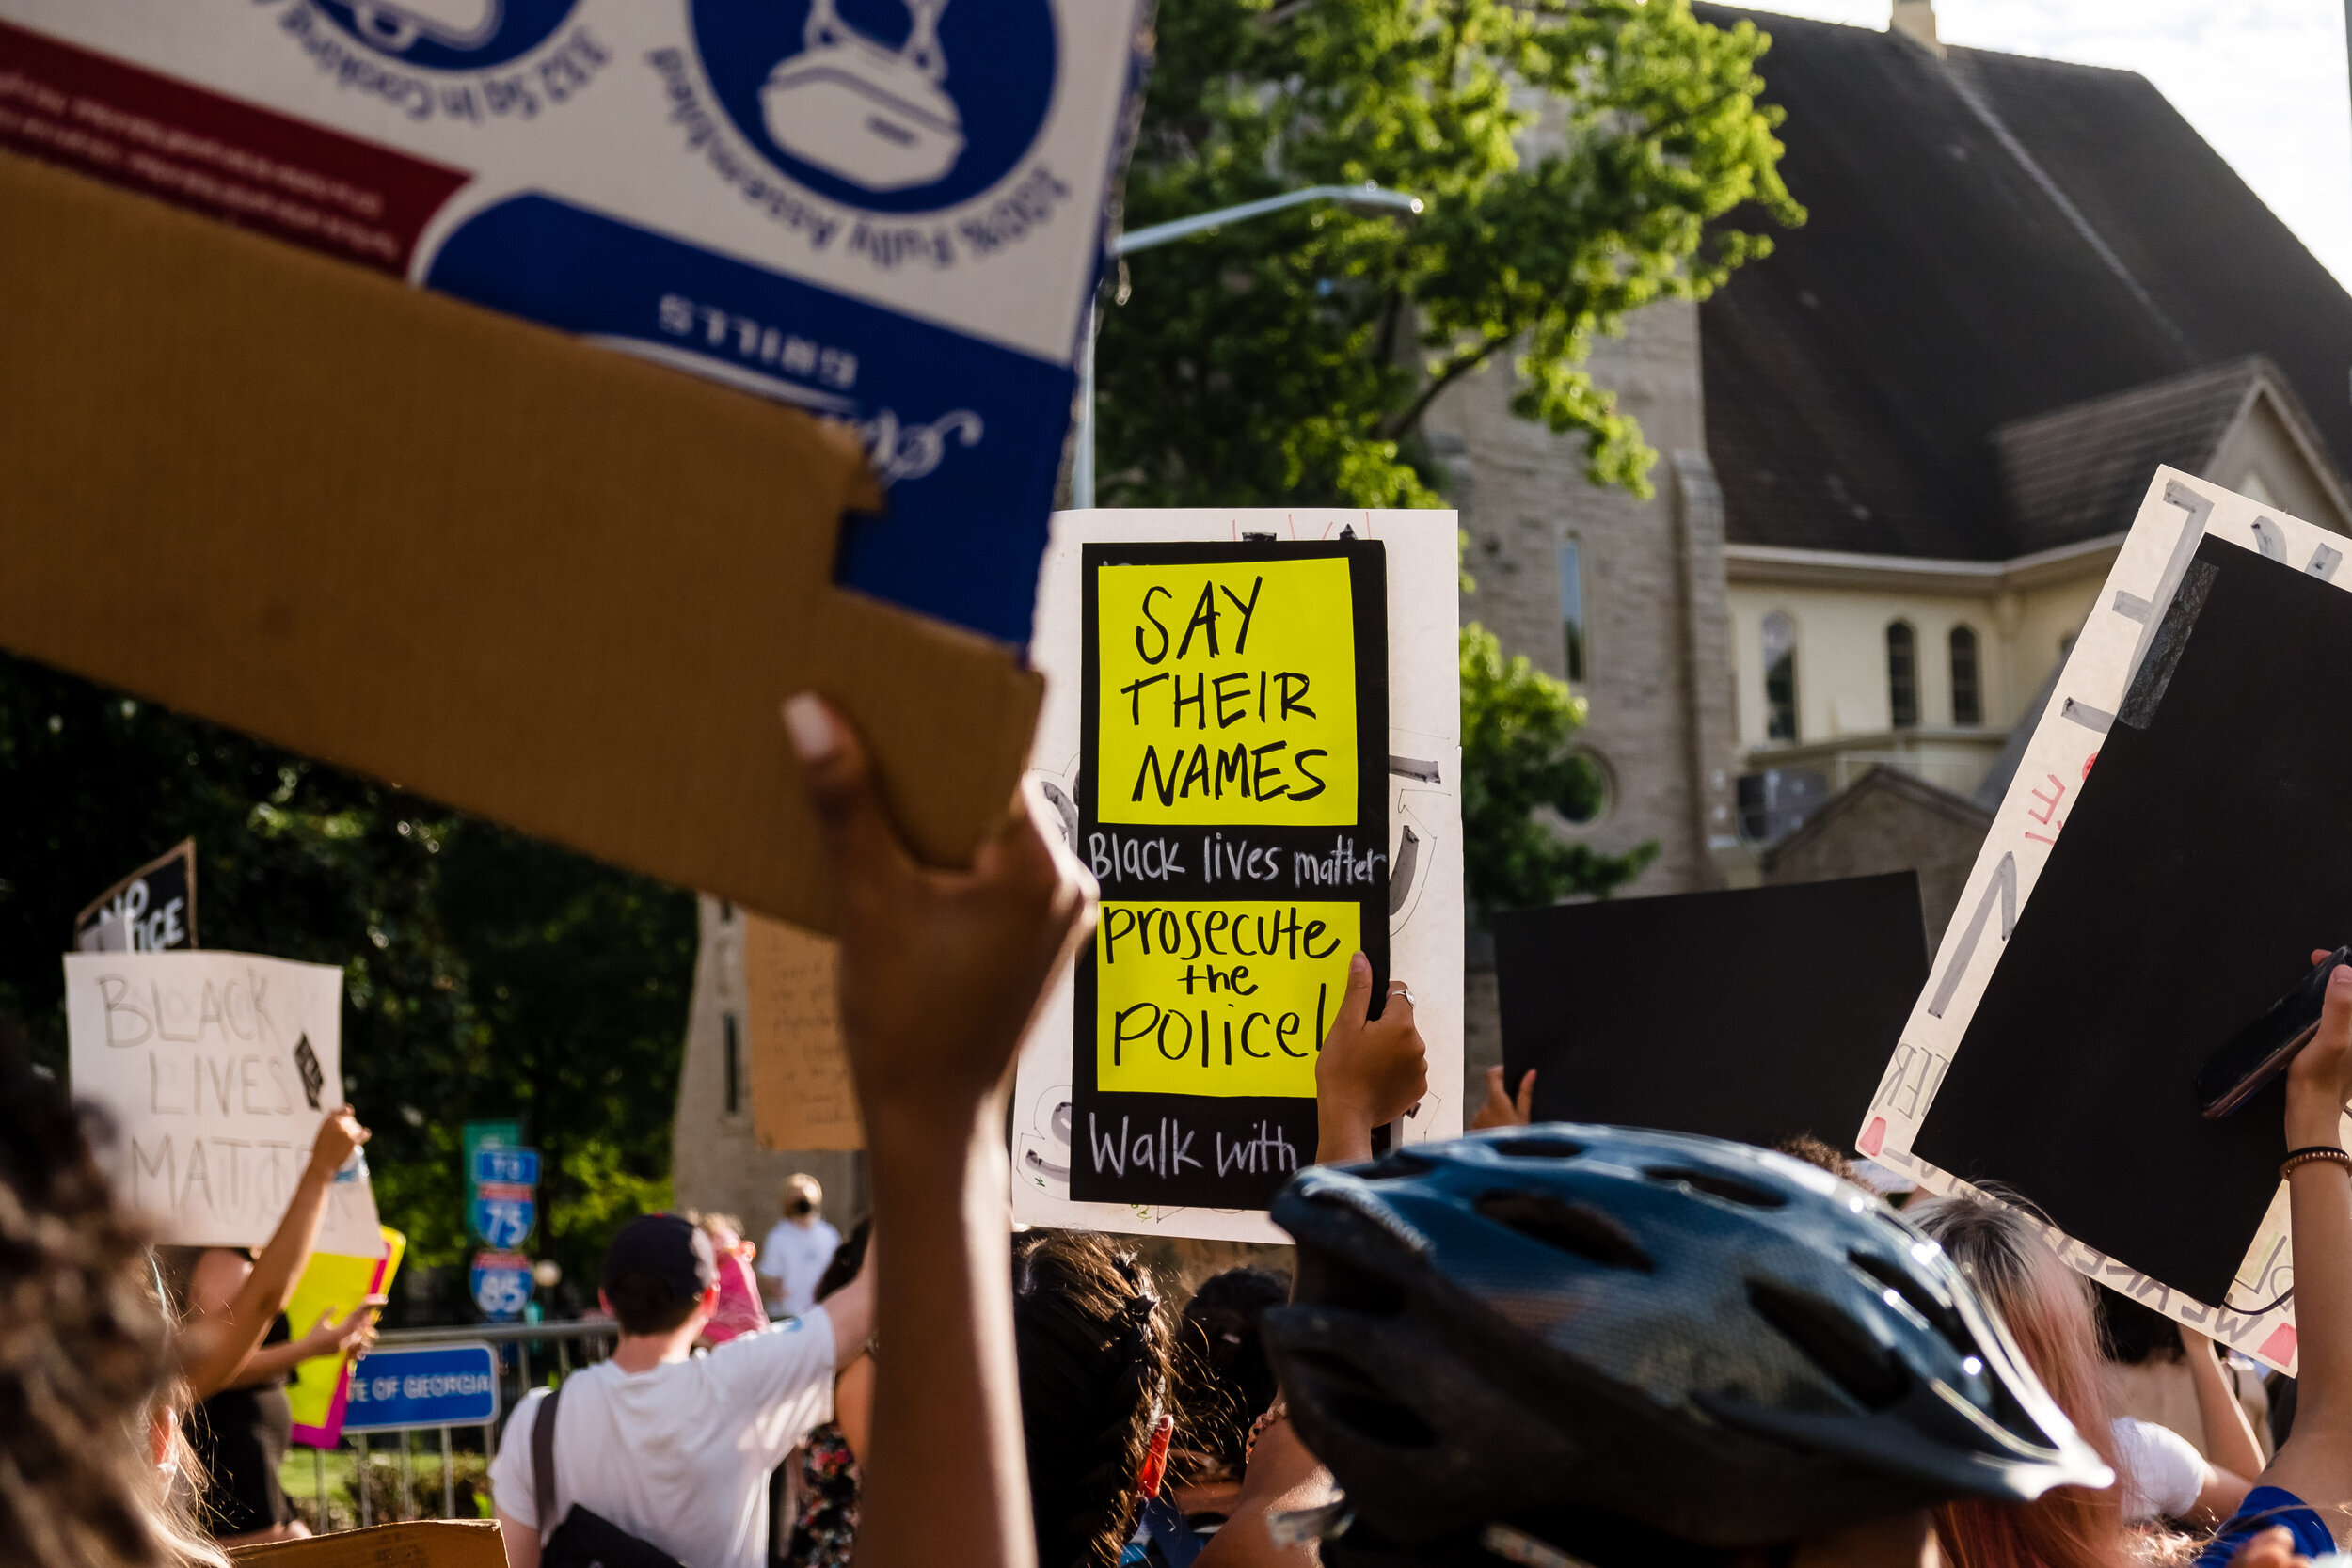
227;1520;507;1568
0;151;1041;930
744;913;862;1152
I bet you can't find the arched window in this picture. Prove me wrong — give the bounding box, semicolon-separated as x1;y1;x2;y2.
1950;626;1982;726
1762;612;1798;741
1886;622;1918;729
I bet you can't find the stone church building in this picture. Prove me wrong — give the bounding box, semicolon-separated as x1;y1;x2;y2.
1433;0;2352;1069
677;1;2352;1209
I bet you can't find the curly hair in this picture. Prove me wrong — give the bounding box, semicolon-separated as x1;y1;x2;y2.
0;1022;186;1567
1012;1232;1173;1568
1167;1266;1289;1483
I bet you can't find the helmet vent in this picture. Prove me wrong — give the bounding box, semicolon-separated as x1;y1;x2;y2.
1746;1278;1908;1410
1642;1166;1787;1209
1288;1352;1439;1449
1473;1191;1653;1272
1488;1136;1584;1161
1847;1250;1971;1355
1367;1152;1438;1180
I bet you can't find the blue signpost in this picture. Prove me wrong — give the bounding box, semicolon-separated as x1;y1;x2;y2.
470;1253;533;1322
342;1343;501;1433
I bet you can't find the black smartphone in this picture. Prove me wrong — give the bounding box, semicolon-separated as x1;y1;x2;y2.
2195;946;2352;1119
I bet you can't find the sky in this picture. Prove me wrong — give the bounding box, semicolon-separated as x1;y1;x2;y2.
1739;1;2352;290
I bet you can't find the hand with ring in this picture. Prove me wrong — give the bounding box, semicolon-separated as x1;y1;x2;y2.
1312;953;1428;1165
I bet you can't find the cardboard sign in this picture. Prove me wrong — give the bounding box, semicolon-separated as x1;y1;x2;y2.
288;1225;404;1448
0;2;1150;644
1859;468;2352;1373
64;951;379;1251
0;149;1042;936
73;839;199;953
226;1520;506;1567
1496;874;1928;1150
744;912;862;1151
1013;511;1465;1240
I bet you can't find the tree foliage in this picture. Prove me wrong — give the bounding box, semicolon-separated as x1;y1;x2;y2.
1098;0;1802;507
0;654;691;1316
1459;626;1657;921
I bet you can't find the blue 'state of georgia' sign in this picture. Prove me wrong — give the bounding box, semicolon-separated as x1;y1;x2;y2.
342;1342;501;1432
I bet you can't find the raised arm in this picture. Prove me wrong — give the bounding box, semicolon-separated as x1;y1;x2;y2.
788;694;1094;1568
181;1108;367;1398
2247;958;2352;1507
1312;958;1427;1166
2181;1327;2265;1496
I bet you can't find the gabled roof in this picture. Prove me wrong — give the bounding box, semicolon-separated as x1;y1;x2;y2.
1693;6;2352;560
1996;356;2309;556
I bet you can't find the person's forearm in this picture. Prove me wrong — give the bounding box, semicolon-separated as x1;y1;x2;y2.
856;1096;1031;1568
2186;1336;2268;1481
2285;1155;2352;1427
234;1338;327;1385
1314;1097;1375;1166
185;1165;335;1397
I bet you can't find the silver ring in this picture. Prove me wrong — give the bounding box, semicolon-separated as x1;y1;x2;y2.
1388;984;1415;1006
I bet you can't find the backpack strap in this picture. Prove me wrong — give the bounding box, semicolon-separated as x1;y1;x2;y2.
532;1381;564;1544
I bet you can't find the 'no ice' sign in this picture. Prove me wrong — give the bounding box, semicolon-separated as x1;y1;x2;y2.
342;1343;500;1433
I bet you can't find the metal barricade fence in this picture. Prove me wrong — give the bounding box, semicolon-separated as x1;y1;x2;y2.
292;1318;619;1532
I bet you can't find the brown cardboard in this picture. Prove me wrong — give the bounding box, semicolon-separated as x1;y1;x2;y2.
0;150;1042;930
228;1520;507;1568
745;913;861;1150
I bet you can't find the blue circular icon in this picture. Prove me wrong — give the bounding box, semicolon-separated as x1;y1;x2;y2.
691;0;1057;214
310;0;581;71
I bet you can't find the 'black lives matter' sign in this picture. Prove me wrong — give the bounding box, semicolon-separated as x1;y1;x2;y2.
1072;541;1388;1206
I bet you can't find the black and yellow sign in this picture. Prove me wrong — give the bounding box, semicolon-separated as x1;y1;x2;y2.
1073;540;1387;1206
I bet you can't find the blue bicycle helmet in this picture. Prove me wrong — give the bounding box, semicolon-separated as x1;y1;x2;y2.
1263;1126;2111;1561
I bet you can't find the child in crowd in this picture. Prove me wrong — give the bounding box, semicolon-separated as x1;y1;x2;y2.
1166;1265;1292;1531
1013;1231;1176;1568
691;1211;772;1346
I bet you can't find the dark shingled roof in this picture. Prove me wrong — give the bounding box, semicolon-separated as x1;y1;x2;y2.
1994;356;2261;557
1693;6;2352;560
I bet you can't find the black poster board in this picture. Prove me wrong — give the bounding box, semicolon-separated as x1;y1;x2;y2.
1496;874;1927;1150
1912;537;2352;1307
1069;540;1388;1206
72;838;198;953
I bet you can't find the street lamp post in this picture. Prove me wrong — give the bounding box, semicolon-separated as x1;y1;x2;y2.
1071;182;1425;509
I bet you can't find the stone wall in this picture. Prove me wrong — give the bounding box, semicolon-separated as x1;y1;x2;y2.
1762;768;1994;951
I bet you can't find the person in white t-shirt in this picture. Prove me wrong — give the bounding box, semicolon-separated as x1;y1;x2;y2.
758;1174;843;1319
491;1212;872;1568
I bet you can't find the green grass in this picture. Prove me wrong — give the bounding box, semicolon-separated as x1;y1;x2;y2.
279;1437;494;1530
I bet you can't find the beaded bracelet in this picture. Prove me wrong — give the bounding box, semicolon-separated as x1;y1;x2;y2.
2280;1146;2352;1179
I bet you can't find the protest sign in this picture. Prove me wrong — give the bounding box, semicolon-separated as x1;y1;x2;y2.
1498;874;1927;1150
1012;511;1465;1240
0;2;1150;644
288;1226;404;1448
225;1520;507;1568
745;913;862;1151
0;147;1043;937
73;839;198;954
65;950;379;1252
1859;467;2352;1372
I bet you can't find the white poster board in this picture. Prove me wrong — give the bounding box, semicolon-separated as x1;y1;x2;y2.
67;951;380;1252
1010;509;1465;1242
1858;467;2343;1373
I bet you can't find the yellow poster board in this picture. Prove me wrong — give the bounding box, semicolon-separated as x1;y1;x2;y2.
286;1226;403;1447
1070;539;1386;1207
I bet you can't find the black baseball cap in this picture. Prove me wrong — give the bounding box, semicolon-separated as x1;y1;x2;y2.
600;1213;718;1301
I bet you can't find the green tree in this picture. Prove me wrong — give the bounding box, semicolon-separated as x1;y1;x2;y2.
1459;625;1657;922
1097;0;1801;508
0;654;692;1316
